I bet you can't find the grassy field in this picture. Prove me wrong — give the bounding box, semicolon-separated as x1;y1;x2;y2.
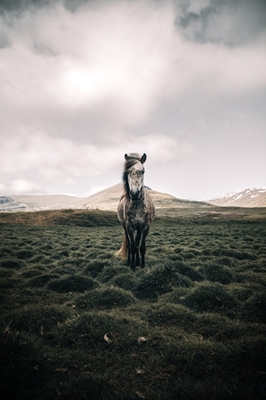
0;208;266;399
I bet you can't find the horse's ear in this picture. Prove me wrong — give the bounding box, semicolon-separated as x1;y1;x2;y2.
124;154;129;160
141;153;147;164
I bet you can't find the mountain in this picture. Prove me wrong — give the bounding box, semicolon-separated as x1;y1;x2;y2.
0;194;82;212
0;196;29;212
69;183;206;211
0;183;208;212
13;194;82;209
4;185;264;212
207;188;266;207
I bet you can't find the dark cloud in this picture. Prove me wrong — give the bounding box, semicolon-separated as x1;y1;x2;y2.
175;0;266;45
0;0;98;14
0;29;9;48
0;0;54;14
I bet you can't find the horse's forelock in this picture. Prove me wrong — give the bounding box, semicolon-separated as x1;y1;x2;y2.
122;154;142;194
124;153;141;167
124;154;142;173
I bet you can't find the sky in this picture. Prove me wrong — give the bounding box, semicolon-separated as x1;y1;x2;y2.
0;0;266;200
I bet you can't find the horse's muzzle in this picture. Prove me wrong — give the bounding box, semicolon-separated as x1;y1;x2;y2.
130;190;140;200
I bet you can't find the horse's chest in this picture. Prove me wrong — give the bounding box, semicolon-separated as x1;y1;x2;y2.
127;205;146;226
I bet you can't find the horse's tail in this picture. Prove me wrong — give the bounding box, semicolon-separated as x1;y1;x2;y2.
115;235;128;261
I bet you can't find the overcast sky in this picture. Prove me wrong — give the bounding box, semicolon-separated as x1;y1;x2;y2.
1;0;266;200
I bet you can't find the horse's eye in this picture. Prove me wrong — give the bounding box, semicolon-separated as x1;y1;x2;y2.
142;170;145;174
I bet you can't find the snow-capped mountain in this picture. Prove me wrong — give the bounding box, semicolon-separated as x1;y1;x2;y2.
0;196;28;211
207;188;266;207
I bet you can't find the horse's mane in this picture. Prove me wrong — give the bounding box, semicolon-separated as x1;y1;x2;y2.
122;153;142;195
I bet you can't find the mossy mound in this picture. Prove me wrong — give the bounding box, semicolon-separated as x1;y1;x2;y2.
28;273;60;287
110;272;138;291
195;314;244;341
75;286;136;310
47;275;97;293
52;265;77;275
0;276;20;289
8;305;71;335
146;303;197;328
97;265;130;283
0;258;24;269
48;310;147;349
0;268;14;278
83;259;110;278
135;263;192;300
174;261;204;281
182;283;237;316
15;249;34;260
240;291;266;323
202;263;234;284
158;287;191;304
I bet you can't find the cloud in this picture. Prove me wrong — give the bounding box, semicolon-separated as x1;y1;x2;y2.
10;179;42;194
0;0;265;198
0;1;179;132
1;0;265;138
176;0;266;45
0;130;193;178
169;39;266;97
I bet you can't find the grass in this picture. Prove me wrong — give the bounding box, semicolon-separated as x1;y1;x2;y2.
0;207;266;399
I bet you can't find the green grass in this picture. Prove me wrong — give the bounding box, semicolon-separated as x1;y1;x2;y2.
0;208;266;399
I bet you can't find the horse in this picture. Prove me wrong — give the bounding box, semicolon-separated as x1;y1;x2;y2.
115;153;155;271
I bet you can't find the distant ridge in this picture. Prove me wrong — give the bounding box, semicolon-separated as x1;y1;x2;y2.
0;194;82;212
2;185;265;212
0;183;208;212
69;183;206;211
0;196;28;212
207;188;266;207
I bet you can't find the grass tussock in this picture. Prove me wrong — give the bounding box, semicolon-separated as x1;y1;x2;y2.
1;207;266;399
135;263;192;300
75;286;136;310
47;275;97;293
182;283;238;316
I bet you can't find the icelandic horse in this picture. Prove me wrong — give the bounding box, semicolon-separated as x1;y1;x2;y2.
115;153;155;271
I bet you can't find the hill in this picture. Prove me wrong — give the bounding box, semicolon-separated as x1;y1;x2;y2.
0;194;83;212
3;185;265;212
207;187;266;207
0;184;209;212
70;183;209;211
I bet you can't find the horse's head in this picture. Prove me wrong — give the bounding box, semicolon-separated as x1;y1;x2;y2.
124;153;146;200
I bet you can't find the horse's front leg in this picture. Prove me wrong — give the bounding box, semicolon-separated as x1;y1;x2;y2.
127;227;136;272
123;227;131;267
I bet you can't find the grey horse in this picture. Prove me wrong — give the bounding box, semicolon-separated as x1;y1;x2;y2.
115;153;155;271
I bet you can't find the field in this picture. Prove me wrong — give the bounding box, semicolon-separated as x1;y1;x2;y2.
0;207;266;399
